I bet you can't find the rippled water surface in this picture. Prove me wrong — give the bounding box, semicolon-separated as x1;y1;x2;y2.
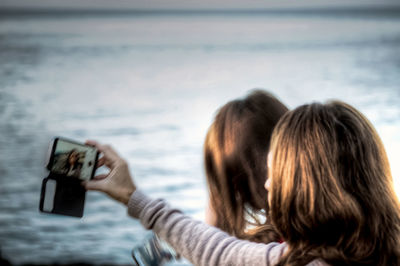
1;11;400;265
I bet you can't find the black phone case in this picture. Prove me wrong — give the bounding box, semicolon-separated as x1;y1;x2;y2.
39;175;86;218
39;137;98;218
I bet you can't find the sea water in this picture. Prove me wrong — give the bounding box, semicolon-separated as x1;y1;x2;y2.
0;10;399;265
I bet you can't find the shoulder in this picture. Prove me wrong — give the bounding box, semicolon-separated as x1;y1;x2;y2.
269;244;329;266
267;242;288;265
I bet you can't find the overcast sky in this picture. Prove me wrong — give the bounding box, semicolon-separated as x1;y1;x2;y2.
1;0;400;10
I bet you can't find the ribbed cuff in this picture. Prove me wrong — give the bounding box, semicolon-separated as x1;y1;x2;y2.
127;189;152;219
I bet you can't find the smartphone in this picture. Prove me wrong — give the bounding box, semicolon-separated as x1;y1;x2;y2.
40;137;99;218
46;137;99;181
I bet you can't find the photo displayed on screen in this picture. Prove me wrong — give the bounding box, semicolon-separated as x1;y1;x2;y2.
51;139;97;181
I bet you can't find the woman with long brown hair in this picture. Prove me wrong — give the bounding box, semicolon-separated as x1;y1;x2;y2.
204;90;288;243
266;101;400;265
84;100;400;265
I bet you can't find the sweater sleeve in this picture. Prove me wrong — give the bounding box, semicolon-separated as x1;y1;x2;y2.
127;190;287;266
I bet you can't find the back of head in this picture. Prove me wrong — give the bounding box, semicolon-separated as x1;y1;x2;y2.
269;101;400;265
204;90;288;242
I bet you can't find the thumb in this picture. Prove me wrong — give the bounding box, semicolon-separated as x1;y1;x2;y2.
83;179;106;192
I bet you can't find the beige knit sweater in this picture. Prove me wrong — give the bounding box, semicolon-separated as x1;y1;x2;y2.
128;190;328;266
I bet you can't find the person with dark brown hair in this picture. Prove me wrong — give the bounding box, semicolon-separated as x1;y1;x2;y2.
84;100;400;265
204;90;288;243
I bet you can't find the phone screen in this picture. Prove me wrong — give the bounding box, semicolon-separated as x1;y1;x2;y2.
50;138;98;181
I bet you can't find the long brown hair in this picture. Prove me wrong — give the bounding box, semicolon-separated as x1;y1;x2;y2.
269;101;400;265
204;90;288;243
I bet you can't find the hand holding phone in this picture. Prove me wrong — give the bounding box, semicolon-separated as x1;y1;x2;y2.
83;140;136;206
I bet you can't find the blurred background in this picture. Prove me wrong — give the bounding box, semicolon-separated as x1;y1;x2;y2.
1;0;399;265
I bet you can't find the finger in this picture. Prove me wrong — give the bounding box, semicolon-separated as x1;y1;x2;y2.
93;173;108;180
86;141;118;167
85;140;111;156
99;144;120;158
86;141;123;169
83;179;105;191
86;140;107;167
97;144;121;168
85;139;98;146
96;156;106;168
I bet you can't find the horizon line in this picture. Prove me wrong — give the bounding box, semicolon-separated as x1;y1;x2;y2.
1;6;400;17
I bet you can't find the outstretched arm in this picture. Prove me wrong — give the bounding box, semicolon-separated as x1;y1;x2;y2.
128;190;285;266
83;141;286;266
